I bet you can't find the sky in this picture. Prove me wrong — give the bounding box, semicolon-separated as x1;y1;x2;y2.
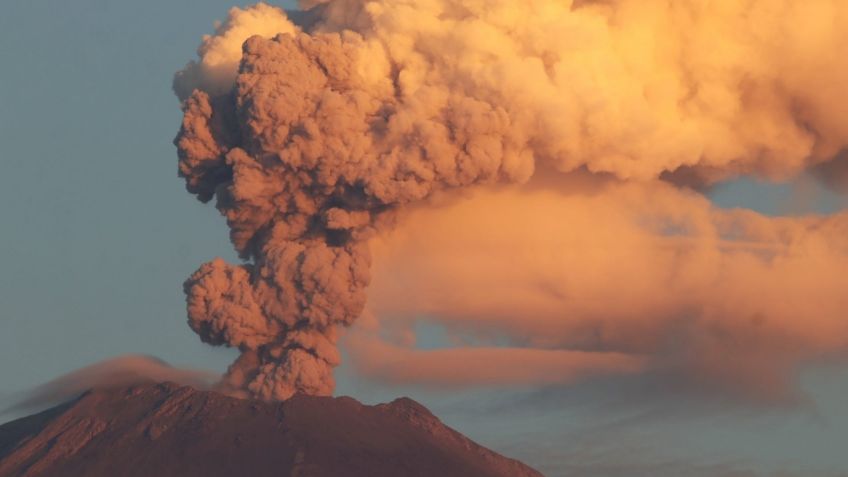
1;1;848;476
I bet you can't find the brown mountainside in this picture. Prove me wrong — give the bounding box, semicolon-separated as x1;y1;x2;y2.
0;382;542;477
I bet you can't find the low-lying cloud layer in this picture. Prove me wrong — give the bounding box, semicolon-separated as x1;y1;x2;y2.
173;0;848;400
2;356;218;416
361;181;848;398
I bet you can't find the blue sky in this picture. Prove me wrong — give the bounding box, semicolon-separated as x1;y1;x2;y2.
1;2;847;476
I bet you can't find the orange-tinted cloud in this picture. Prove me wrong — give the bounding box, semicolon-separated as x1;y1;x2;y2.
347;332;645;387
361;181;848;396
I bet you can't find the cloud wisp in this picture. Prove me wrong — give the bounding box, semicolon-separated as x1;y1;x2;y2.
2;355;219;417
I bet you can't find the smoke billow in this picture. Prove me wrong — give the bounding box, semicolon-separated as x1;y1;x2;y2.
174;1;848;400
173;4;297;101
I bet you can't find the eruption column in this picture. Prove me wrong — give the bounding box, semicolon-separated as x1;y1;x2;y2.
175;0;848;399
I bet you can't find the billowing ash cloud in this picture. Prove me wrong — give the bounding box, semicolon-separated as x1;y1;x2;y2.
174;1;848;400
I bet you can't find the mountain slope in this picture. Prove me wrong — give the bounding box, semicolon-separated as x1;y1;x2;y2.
0;382;542;477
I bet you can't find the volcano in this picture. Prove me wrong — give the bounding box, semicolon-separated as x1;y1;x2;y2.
0;382;542;477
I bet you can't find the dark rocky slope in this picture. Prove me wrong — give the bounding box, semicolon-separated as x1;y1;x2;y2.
0;382;542;477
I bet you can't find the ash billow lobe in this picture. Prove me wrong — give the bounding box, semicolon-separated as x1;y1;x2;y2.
176;30;529;400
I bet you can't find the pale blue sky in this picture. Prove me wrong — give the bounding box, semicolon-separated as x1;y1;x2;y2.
1;2;847;476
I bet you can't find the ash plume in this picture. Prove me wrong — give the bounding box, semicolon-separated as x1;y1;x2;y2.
174;1;848;400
